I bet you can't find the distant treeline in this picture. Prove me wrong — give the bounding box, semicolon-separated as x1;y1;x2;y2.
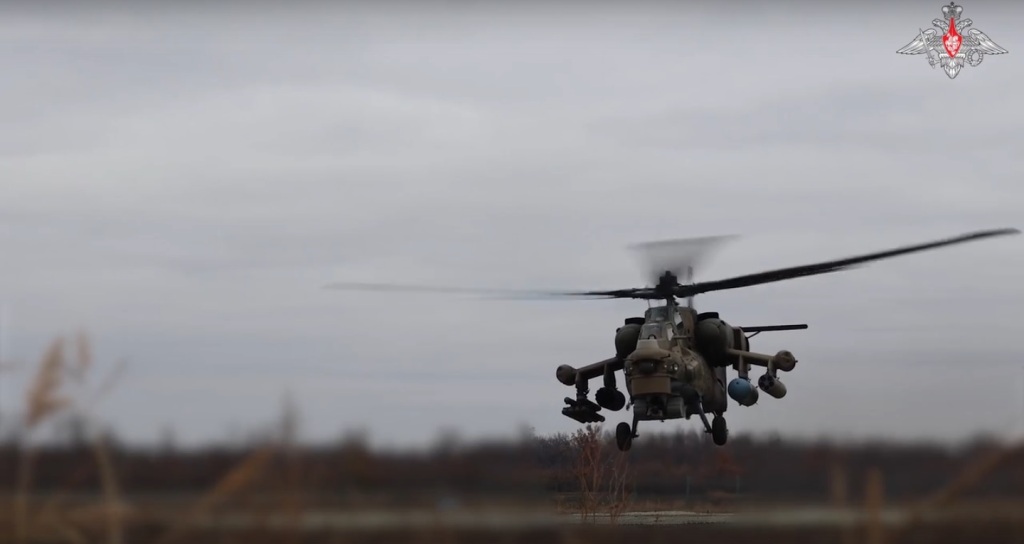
1;427;1021;504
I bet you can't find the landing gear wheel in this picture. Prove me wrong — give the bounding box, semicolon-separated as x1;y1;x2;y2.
596;387;626;411
711;416;728;446
615;422;633;451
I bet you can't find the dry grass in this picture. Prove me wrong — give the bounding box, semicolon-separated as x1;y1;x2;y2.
148;445;277;544
16;338;75;544
5;335;281;544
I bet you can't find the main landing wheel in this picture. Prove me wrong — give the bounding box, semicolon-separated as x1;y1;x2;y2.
711;416;728;446
615;422;633;451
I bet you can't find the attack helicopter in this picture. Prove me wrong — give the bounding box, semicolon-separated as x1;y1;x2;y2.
325;228;1019;451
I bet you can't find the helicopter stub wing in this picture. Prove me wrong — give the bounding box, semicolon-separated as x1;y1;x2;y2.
556;356;623;386
740;324;808;332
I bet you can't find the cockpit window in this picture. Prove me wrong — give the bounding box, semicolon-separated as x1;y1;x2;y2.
646;306;669;322
640;323;662;340
640;322;674;341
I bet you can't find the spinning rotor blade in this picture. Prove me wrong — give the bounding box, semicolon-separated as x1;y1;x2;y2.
629;235;737;285
675;228;1020;298
323;281;618;299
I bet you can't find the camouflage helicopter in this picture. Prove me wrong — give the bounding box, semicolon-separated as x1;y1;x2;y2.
326;228;1019;451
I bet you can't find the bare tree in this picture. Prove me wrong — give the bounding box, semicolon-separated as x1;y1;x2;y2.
606;448;633;523
568;425;634;523
570;425;603;521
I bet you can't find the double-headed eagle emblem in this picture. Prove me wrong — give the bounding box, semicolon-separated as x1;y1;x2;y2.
897;2;1007;79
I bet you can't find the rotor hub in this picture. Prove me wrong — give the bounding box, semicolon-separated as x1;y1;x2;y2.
654;271;678;300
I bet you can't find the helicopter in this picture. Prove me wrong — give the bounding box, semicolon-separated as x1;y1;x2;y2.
325;227;1019;451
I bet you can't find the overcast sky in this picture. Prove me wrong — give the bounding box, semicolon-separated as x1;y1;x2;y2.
1;1;1023;448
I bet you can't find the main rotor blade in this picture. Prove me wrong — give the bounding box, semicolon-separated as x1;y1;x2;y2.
323;281;620;300
676;228;1020;298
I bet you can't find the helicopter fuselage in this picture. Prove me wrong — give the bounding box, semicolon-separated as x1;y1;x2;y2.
622;305;727;421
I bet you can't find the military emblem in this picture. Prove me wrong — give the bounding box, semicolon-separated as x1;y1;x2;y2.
897;2;1007;79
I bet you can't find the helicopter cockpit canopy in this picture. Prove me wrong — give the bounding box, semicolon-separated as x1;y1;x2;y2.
641;306;676;342
645;306;670;322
